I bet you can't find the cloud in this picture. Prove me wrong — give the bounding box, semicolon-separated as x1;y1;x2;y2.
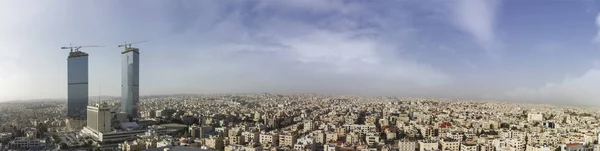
593;12;600;44
147;1;452;96
0;1;453;100
451;0;502;55
504;69;600;105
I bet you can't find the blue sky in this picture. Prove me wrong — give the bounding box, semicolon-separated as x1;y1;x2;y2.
2;0;600;105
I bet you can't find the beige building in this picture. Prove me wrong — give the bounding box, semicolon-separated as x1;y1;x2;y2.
86;103;111;133
205;135;225;150
313;131;325;144
460;141;478;151
346;132;360;144
398;140;416;151
366;132;380;146
441;138;460;151
526;145;552;151
325;132;338;143
119;140;147;151
242;131;259;144
480;144;495;151
229;135;244;145
259;133;279;147
419;140;439;151
279;134;297;147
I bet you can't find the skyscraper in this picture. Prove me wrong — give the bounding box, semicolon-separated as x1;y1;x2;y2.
121;47;139;119
67;51;89;118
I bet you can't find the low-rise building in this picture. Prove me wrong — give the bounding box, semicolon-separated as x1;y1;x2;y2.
398;140;416;151
460;141;477;151
419;140;439;151
365;132;380;146
440;138;459;151
7;137;47;150
279;133;297;147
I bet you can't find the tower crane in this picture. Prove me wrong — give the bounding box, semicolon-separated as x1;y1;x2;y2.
61;44;104;52
118;41;147;49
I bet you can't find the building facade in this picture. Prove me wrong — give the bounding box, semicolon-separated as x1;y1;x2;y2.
121;48;140;119
67;52;89;118
86;103;111;133
398;140;416;151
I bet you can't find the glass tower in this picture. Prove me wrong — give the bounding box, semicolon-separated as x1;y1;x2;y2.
67;51;89;119
121;48;139;119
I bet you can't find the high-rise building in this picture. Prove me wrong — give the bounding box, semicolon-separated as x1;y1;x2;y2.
86;103;111;133
67;51;89;118
121;47;140;119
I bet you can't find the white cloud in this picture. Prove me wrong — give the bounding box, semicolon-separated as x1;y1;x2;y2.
505;69;600;105
593;12;600;44
451;0;501;55
0;1;454;100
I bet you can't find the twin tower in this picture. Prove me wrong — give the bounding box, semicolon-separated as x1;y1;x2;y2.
66;43;141;120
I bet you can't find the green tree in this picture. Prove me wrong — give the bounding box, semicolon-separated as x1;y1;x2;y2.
500;123;510;129
59;143;68;149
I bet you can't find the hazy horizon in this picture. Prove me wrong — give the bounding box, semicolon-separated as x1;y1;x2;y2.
2;1;600;106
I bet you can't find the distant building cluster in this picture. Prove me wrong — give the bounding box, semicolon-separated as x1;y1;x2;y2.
2;84;600;150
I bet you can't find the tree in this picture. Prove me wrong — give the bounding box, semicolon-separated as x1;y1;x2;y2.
500;123;510;129
59;143;68;149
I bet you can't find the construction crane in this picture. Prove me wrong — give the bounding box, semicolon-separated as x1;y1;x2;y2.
118;41;147;49
61;44;104;52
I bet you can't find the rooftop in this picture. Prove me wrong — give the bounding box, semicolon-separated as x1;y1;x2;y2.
122;47;139;54
68;51;88;58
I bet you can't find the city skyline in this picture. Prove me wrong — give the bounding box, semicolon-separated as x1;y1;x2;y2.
4;1;600;106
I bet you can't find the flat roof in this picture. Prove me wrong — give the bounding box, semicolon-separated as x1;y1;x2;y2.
122;48;139;54
160;123;188;129
68;51;89;58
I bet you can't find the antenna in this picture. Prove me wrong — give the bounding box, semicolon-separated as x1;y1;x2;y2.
118;40;147;49
98;84;101;102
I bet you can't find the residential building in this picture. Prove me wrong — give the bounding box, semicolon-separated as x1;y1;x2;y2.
398;140;416;151
419;140;439;151
279;133;297;147
460;141;477;151
441;138;460;151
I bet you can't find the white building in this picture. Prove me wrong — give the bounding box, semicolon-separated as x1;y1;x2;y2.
441;138;460;151
526;145;552;151
460;141;478;151
259;132;279;147
419;140;439;151
86;103;111;133
366;132;380;146
325;132;338;143
398;140;416;151
279;133;297;147
342;124;377;134
304;121;315;132
527;113;543;122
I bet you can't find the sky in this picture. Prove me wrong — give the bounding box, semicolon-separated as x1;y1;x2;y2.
2;0;600;106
